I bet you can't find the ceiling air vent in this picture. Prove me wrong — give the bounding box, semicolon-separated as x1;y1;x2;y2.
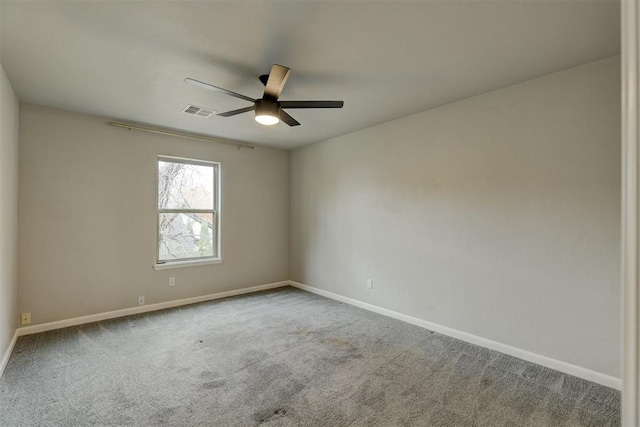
183;105;215;118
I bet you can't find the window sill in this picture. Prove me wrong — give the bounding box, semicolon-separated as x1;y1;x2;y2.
153;258;223;271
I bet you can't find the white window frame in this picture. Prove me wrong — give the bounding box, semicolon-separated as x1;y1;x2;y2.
153;155;222;270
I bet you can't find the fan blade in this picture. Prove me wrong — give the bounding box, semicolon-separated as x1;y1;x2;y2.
279;110;300;127
217;106;255;117
184;78;255;103
259;74;269;86
264;64;291;100
279;101;344;109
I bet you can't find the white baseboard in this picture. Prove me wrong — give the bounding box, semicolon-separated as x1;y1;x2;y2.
289;281;622;390
0;329;19;378
16;281;290;337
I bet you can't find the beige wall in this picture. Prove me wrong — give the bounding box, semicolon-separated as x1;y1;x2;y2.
291;56;621;377
0;62;20;360
18;105;290;324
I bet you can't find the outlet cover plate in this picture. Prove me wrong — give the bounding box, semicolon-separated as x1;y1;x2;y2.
21;312;31;325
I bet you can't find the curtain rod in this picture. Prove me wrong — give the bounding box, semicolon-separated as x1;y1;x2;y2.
106;121;255;150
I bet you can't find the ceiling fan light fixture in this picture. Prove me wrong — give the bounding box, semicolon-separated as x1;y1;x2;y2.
255;114;280;126
254;99;280;126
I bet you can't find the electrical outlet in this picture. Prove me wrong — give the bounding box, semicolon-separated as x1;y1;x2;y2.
169;277;175;287
367;279;373;289
21;312;31;325
138;296;145;306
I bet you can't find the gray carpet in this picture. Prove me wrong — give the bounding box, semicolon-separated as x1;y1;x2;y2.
0;287;620;426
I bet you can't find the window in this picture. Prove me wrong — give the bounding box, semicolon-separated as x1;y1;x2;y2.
156;156;220;267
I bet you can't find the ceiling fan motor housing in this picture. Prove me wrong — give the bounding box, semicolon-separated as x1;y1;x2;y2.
255;98;281;118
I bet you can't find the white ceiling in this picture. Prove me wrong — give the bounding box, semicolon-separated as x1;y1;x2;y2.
0;0;619;149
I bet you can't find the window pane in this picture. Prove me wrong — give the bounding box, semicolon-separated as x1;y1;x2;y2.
158;213;216;261
158;161;214;210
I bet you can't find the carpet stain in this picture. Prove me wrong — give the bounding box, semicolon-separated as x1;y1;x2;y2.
153;407;178;424
203;379;225;389
199;370;222;380
255;407;288;424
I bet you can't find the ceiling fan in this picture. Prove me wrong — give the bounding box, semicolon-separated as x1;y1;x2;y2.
185;64;344;127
